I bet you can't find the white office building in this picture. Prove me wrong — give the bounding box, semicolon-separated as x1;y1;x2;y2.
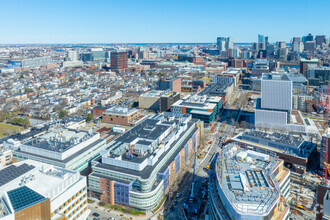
255;73;317;134
0;160;89;220
261;74;292;111
13;128;107;172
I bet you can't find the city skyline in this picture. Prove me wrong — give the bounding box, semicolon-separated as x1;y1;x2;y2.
0;0;330;44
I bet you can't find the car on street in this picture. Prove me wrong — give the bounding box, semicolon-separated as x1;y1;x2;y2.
92;213;100;217
176;192;181;198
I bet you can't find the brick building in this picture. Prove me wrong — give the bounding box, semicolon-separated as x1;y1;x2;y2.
300;57;321;75
111;51;128;73
92;106;108;117
101;106;144;126
157;77;181;93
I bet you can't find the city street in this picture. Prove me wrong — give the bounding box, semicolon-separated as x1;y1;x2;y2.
164;90;243;219
88;205;125;220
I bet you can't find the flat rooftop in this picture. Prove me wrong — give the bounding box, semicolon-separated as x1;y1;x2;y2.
115;119;172;144
95;124;197;179
234;130;316;158
140;90;176;98
24;128;96;153
104;106;137;116
16;138;105;164
262;73;290;81
253;59;269;65
173;99;217;110
214;68;241;76
216;144;279;215
300;58;319;63
0;160;80;204
0;117;85;145
199;82;233;96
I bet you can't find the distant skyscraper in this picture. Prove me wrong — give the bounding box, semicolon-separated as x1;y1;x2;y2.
276;41;286;49
315;35;327;48
81;53;93;62
258;34;265;44
277;48;288;61
258;34;269;50
292;37;301;44
302;33;313;44
291;37;304;53
67;50;78;61
217;37;226;52
216;37;234;56
252;42;259;51
241;51;251;59
266;44;275;57
265;36;269;46
259;42;266;50
304;41;316;51
90;48;105;61
305;33;314;42
226;37;234;50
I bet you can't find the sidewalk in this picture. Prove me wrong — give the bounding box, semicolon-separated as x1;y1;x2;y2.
88;199;156;220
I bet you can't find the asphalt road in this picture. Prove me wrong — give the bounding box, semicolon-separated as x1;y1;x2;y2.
88;205;124;220
164;89;243;219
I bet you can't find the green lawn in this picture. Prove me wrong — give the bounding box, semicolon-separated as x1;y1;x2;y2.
102;203;146;215
0;123;22;138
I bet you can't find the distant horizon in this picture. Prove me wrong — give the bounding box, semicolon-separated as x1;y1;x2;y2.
0;42;294;46
0;42;251;46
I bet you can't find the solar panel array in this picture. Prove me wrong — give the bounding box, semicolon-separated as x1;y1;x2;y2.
7;186;47;212
0;163;35;187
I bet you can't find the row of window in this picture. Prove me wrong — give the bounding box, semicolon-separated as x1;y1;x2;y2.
54;186;87;215
68;204;88;220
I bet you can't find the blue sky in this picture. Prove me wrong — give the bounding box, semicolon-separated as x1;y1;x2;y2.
0;0;329;44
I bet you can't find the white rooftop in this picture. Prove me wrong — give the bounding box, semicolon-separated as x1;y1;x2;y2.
0;160;80;199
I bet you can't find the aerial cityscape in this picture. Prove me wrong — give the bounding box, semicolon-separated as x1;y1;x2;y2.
0;1;330;220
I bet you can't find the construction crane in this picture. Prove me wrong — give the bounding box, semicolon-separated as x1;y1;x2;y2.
322;79;330;184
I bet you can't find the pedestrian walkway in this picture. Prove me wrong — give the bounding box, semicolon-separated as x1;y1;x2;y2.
88;199;155;220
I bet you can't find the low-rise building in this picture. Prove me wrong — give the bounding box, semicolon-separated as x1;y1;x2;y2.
101;106;145;126
199;82;234;104
93;105;108;117
13;128;107;172
306;64;330;86
88;113;201;211
181;80;206;93
0;160;89;220
231;130;317;173
300;57;321;75
139;90;180;112
292;94;313;112
251;60;270;77
171;94;222;124
157;77;181;93
211;68;242;87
